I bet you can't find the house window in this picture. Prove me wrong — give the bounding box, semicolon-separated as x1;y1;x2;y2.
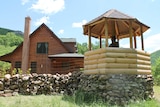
31;62;37;73
15;61;21;73
15;61;21;68
62;62;70;70
37;42;48;54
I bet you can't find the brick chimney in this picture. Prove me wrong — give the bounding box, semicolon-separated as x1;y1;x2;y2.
21;16;31;73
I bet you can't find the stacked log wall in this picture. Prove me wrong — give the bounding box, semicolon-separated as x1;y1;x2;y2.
84;48;151;75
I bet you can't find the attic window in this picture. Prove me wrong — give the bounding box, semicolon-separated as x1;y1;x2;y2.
37;42;48;54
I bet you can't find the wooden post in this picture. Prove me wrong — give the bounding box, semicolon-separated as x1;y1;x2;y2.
100;35;102;48
111;21;116;36
105;19;108;47
88;26;91;50
129;20;133;48
140;25;144;50
134;34;137;49
115;21;119;41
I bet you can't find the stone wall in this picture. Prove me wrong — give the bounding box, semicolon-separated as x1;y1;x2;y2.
78;74;154;105
0;72;81;97
0;72;154;106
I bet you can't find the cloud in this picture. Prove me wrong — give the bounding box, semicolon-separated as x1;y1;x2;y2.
58;29;64;34
120;33;160;53
144;33;160;53
34;16;50;26
30;0;65;15
21;0;30;5
72;20;87;28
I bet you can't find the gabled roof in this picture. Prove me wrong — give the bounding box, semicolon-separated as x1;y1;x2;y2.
30;23;70;52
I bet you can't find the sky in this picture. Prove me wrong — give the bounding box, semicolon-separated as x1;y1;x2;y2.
0;0;160;53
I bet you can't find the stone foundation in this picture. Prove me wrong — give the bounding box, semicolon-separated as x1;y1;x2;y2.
0;72;154;106
78;74;154;105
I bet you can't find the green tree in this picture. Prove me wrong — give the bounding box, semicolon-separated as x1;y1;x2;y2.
77;40;106;54
6;32;23;46
152;57;160;85
0;32;23;47
0;35;9;47
77;42;88;54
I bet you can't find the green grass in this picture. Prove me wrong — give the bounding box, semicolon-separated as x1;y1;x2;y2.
0;86;160;107
0;95;159;107
0;95;75;107
154;86;160;102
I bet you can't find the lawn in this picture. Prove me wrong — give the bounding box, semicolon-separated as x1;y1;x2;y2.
0;86;160;107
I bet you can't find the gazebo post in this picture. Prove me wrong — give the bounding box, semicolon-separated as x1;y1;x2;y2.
100;35;102;48
129;20;133;48
105;19;109;47
88;26;91;50
115;21;119;42
134;34;137;49
140;25;144;50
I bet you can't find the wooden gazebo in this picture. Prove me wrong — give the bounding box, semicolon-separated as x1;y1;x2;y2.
83;9;151;75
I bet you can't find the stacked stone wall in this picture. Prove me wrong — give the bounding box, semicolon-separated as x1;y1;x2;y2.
78;74;154;105
0;72;154;105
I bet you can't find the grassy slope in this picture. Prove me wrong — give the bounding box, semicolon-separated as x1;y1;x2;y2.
0;86;160;107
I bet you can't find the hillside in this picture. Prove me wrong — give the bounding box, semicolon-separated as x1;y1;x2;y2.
151;50;160;66
0;27;23;36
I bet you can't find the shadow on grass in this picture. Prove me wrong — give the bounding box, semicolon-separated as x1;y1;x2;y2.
62;90;110;107
62;89;160;107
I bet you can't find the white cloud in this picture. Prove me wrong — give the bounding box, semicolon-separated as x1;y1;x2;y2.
72;20;87;28
21;0;29;5
34;16;50;26
144;33;160;53
58;29;64;34
119;33;160;53
30;0;65;14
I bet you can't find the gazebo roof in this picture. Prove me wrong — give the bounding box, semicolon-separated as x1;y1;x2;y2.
83;9;150;39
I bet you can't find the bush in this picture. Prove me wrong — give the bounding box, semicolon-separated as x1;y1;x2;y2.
152;57;160;85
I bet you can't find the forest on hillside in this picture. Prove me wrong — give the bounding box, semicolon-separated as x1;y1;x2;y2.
0;32;23;73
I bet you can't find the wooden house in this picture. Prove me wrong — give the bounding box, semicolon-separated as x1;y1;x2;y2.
0;17;84;74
